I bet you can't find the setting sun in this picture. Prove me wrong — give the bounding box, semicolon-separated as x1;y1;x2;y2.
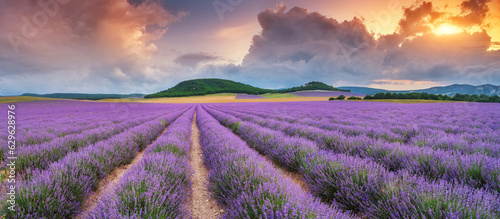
433;23;463;35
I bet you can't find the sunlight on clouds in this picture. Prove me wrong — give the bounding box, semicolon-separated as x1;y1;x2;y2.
488;43;500;51
212;23;259;64
215;24;257;39
433;23;463;35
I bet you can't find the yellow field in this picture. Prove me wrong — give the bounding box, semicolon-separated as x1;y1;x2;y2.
0;96;58;103
261;93;300;98
135;96;331;103
203;93;238;97
1;94;463;104
122;95;454;104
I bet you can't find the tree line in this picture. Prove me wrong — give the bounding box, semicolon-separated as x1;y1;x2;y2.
364;92;500;103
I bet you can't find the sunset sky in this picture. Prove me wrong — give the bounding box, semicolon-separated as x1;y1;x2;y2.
0;0;499;95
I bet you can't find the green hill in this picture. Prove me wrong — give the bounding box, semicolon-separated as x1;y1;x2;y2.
276;81;349;93
145;79;272;98
145;79;349;98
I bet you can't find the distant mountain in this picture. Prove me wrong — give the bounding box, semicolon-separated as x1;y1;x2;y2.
145;79;348;98
21;93;145;100
339;84;500;96
415;84;500;96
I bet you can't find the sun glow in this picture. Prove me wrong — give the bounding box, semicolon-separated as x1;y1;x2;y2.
433;23;463;35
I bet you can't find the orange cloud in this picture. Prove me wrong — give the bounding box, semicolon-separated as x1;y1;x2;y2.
398;2;443;37
452;0;491;27
225;4;500;89
0;0;186;79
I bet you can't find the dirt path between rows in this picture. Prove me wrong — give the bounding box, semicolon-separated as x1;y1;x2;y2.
189;113;224;218
73;127;169;219
207;108;311;194
263;155;310;192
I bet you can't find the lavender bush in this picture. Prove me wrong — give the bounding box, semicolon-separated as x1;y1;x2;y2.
1;109;184;218
90;108;195;218
209;105;500;192
15;110;184;176
205;106;500;218
197;106;351;218
0;101;189;162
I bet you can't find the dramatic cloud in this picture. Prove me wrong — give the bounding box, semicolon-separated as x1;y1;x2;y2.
398;2;442;37
227;2;500;88
0;0;186;94
232;5;383;87
0;0;499;95
244;5;376;65
453;0;491;27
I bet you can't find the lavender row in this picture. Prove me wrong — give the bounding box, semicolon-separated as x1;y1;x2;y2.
10;105;188;147
10;110;162;154
0;101;188;145
0;101;109;130
0;102;188;151
205;107;500;218
307;102;499;145
281;109;500;157
409;130;500;157
10;114;123;147
9;120;109;147
0;112;181;218
0;101;167;124
196;106;351;218
226;102;500;137
211;106;500;193
14;109;186;176
90;108;195;218
214;102;500;153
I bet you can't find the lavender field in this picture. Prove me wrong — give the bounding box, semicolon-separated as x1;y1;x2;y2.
1;100;499;218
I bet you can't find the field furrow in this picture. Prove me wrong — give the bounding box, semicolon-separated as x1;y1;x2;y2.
83;107;195;218
210;106;500;193
214;103;500;157
74;125;170;219
0;109;185;218
13;109;186;177
189;111;223;219
204;106;499;218
197;106;351;218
